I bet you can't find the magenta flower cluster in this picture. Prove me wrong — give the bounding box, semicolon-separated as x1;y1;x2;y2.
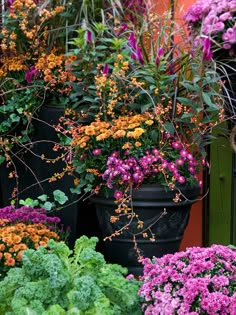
0;206;60;227
102;143;200;190
139;244;236;315
184;0;236;55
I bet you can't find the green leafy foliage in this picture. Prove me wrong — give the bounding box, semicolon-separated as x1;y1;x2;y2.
19;190;69;211
0;236;141;315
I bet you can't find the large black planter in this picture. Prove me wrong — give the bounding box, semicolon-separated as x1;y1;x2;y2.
92;184;200;275
0;105;99;248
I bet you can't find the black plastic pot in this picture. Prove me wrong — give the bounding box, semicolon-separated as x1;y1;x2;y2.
92;184;200;275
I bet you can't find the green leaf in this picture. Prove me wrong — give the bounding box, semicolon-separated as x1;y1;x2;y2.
37;194;48;202
176;97;197;107
202;92;214;106
181;112;194;119
53;190;69;205
0;156;5;165
42;202;54;211
19;198;39;207
163;122;175;135
181;82;199;92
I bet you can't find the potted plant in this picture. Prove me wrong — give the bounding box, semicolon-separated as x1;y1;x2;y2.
57;2;226;274
0;0;130;247
139;244;236;314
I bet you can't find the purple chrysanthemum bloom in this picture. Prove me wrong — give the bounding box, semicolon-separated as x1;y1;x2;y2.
0;206;61;228
139;244;236;314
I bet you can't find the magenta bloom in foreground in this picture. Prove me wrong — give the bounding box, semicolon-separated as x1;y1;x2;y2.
139;244;236;314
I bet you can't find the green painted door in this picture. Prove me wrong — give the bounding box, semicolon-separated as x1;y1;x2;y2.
209;123;236;245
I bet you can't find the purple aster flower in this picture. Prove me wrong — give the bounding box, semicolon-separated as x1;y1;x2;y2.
180;149;188;158
176;158;184;166
172;141;182;149
92;148;102;156
114;190;123;200
177;175;185;183
188;166;196;174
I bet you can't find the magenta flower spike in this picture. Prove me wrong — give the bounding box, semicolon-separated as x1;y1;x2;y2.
102;64;109;75
86;30;92;43
128;32;144;64
155;47;164;65
25;66;38;84
202;37;213;61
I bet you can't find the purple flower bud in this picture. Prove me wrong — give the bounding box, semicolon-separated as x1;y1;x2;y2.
102;64;109;75
86;30;92;43
202;37;213;61
128;33;137;50
128;32;144;65
155;47;164;65
136;47;144;65
116;23;128;36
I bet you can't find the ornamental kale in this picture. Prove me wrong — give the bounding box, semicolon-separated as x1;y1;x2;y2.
0;235;141;315
139;244;236;315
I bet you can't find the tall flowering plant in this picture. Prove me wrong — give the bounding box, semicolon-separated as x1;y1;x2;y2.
56;2;226;239
139;244;236;314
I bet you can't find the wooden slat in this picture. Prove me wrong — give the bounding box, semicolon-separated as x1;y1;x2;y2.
209;123;234;245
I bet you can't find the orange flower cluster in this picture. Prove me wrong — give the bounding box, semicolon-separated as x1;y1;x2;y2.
0;221;59;279
35;53;77;92
95;55;141;117
70;113;150;148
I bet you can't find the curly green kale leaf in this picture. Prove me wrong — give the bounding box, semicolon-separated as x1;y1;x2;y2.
0;236;142;314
